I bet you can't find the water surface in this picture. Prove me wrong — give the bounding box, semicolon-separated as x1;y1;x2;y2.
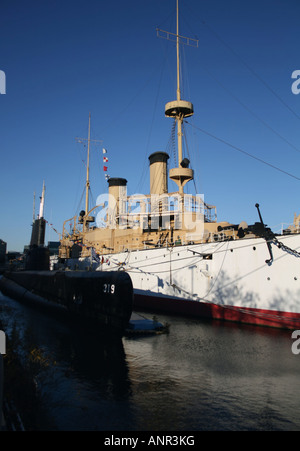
0;291;299;431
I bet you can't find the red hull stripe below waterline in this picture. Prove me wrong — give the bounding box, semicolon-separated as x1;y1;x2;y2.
133;293;300;330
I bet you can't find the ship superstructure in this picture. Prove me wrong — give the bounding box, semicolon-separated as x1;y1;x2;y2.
59;0;239;259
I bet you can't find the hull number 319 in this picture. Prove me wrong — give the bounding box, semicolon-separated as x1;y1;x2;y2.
103;284;115;294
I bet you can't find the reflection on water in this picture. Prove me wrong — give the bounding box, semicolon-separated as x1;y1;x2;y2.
1;290;300;431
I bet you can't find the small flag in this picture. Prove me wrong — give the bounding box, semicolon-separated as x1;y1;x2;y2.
103;166;108;171
103;148;107;154
103;156;108;162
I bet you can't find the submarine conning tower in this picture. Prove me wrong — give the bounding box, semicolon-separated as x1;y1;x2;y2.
26;181;50;270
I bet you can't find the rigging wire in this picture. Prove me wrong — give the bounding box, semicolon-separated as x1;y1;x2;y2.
183;3;300;122
199;63;300;155
177;5;300;176
156;4;176;33
75;186;86;216
185;120;300;181
162;6;300;192
203;20;300;122
182;121;198;193
170;119;177;166
134;38;171;193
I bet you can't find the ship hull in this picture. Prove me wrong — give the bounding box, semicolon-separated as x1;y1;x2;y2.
65;232;300;330
0;270;133;335
133;290;300;330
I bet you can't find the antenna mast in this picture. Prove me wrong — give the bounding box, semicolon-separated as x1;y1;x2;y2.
176;0;181;102
39;180;45;219
85;112;91;214
157;0;198;193
33;191;36;222
76;113;103;226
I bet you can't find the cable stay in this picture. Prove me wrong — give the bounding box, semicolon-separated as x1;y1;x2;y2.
198;63;300;156
193;16;300;122
185;120;300;182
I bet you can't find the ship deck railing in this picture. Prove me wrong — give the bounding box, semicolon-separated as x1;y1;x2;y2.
102;228;239;253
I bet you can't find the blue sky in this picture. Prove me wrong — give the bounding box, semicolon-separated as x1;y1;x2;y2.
1;0;300;251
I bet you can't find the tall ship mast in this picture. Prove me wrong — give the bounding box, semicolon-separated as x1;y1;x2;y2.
164;0;194;194
58;1;300;330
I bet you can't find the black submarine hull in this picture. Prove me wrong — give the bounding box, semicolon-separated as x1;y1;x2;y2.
0;270;133;334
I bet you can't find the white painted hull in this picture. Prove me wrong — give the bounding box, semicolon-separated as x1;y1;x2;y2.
66;233;300;329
